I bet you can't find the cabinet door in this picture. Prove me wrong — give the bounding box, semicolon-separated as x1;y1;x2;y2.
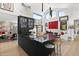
36;25;43;32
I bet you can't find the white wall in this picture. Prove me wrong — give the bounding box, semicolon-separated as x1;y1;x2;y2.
58;8;79;40
60;9;73;40
0;3;32;23
71;8;79;39
0;3;32;17
71;9;79;20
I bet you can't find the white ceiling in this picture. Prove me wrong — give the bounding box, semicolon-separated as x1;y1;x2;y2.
24;3;79;14
0;3;79;23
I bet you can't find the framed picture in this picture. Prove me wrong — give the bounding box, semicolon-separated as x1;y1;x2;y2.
48;21;58;29
0;3;14;12
59;16;68;30
59;16;68;21
60;21;67;30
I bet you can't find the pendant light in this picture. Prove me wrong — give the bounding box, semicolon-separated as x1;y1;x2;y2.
42;3;43;12
49;7;52;17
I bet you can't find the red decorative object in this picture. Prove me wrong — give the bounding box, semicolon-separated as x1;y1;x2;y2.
61;32;64;35
2;32;5;34
0;32;2;35
0;32;5;35
48;33;58;41
48;21;58;29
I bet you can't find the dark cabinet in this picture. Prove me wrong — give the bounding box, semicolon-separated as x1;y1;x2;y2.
18;16;54;56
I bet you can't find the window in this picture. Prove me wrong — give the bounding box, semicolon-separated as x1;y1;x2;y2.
45;11;57;20
46;12;51;20
33;13;42;20
33;13;42;25
59;11;65;17
52;11;57;18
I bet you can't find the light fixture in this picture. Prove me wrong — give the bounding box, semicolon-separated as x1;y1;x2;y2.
49;7;52;17
42;3;52;17
42;3;43;12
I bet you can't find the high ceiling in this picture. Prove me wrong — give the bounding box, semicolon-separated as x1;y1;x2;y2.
0;3;79;23
24;3;79;14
